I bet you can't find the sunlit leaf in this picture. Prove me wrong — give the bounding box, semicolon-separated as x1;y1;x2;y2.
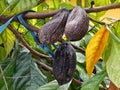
0;29;15;61
94;0;111;6
59;3;74;9
111;22;120;38
86;27;109;76
0;0;41;15
81;70;107;90
0;0;8;15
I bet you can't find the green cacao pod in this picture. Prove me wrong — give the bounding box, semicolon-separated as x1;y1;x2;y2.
53;42;76;85
65;6;89;41
38;9;69;44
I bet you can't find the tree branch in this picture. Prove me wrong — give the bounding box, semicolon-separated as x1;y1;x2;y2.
0;3;120;21
35;59;106;90
0;3;120;34
89;17;106;25
85;3;120;13
34;59;53;72
34;59;82;86
7;24;52;60
71;44;85;55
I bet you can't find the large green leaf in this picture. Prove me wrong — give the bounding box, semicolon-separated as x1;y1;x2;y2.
38;80;71;90
0;0;42;15
105;35;120;88
102;25;120;88
81;70;107;90
0;29;15;61
0;51;47;90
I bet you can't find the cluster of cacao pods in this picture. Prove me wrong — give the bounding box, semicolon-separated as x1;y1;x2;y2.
53;42;76;85
38;6;89;85
38;6;89;44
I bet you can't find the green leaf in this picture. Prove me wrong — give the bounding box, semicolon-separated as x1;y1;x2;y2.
81;70;107;90
0;0;41;15
12;0;40;13
0;51;47;90
57;81;71;90
106;36;120;88
59;2;74;9
49;0;60;10
0;0;5;13
76;0;82;6
105;34;120;88
84;0;90;7
38;80;59;90
14;53;47;90
110;0;116;3
111;22;120;38
94;0;111;6
76;52;86;63
0;58;16;90
102;25;120;88
89;11;106;20
0;29;15;61
79;33;92;49
0;47;6;61
38;80;71;90
76;63;89;81
110;0;120;3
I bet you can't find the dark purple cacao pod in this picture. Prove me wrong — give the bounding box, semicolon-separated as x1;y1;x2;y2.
38;9;69;44
53;42;76;85
65;6;89;41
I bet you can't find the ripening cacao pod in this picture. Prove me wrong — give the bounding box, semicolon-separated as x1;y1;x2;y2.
65;6;89;41
38;9;69;44
53;42;76;85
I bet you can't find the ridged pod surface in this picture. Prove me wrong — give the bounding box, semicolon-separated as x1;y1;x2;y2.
53;42;76;85
65;6;89;41
38;9;69;44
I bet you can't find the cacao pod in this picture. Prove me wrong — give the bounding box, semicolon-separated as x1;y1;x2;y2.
38;9;69;44
53;42;76;85
65;6;89;41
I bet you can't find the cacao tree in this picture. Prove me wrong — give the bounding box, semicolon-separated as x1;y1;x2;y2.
0;0;120;90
